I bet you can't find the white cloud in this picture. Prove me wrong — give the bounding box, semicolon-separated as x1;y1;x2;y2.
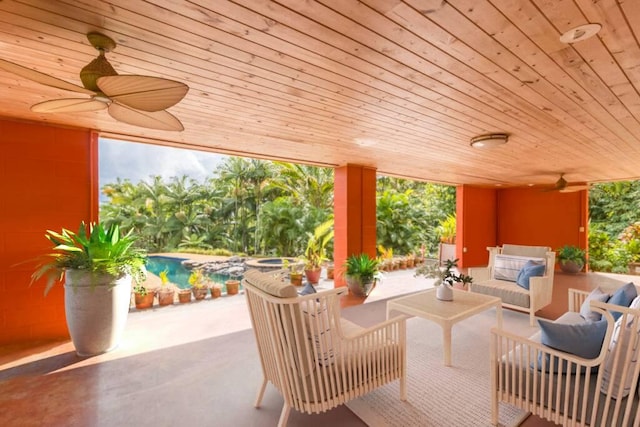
99;138;227;186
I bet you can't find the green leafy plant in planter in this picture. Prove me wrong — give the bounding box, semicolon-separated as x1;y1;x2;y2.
30;221;147;356
556;245;586;274
414;258;472;301
301;219;334;284
344;253;383;297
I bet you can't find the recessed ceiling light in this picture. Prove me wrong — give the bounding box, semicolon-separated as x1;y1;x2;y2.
470;133;509;148
354;138;377;147
560;24;601;44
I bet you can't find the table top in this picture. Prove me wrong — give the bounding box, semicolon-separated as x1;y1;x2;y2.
387;288;501;323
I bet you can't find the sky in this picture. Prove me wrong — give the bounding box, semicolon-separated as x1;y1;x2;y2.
99;138;227;188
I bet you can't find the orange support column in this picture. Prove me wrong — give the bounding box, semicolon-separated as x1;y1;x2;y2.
333;164;377;287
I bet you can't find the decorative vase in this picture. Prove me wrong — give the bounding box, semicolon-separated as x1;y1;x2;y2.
225;279;240;295
64;270;132;357
436;285;453;301
157;289;175;306
134;290;156;309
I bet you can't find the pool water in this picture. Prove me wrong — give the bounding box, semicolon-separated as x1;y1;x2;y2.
146;256;234;290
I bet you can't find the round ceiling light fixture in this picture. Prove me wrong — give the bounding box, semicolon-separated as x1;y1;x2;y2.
470;133;509;148
560;24;601;44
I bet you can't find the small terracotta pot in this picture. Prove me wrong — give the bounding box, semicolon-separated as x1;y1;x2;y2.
326;266;335;280
178;289;192;303
304;268;321;284
135;291;155;309
192;287;208;300
290;273;303;286
210;286;222;299
225;279;240;295
158;289;175;306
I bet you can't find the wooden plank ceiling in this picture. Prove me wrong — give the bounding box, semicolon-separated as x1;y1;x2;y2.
0;0;639;187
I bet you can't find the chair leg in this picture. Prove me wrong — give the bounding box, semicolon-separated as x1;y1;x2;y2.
277;403;291;427
400;370;407;401
530;310;536;327
254;377;267;408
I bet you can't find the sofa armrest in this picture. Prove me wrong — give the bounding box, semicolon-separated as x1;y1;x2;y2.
528;274;554;311
468;266;491;282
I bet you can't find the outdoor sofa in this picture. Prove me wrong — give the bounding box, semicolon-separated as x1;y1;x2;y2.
468;244;556;326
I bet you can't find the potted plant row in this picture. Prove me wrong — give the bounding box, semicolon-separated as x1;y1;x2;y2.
31;221;147;356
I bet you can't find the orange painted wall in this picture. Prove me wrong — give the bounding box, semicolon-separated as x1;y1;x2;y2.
333;165;377;286
0;118;96;344
457;186;498;268
458;185;588;268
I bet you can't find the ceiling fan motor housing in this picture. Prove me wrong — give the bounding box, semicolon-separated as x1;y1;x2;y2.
80;53;117;92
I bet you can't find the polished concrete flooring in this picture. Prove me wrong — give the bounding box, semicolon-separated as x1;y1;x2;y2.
1;266;637;426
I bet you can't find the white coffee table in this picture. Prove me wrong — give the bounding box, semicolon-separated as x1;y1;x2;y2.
386;288;503;366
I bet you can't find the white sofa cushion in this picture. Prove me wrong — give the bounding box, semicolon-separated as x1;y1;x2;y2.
493;254;545;282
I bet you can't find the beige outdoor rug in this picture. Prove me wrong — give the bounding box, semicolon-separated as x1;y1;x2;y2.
346;307;539;427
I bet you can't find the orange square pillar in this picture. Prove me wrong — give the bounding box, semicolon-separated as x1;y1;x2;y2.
333;164;377;286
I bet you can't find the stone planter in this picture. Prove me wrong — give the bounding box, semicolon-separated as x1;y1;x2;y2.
560;260;583;274
345;276;375;297
64;270;132;357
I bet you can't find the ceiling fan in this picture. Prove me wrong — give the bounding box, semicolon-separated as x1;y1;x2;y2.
544;173;590;193
0;32;189;131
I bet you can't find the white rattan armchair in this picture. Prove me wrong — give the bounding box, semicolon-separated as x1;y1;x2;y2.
243;269;407;427
491;289;640;426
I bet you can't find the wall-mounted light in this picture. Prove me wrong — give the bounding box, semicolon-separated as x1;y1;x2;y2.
470;133;509;148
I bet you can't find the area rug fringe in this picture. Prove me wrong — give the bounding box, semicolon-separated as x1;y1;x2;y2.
346;309;537;427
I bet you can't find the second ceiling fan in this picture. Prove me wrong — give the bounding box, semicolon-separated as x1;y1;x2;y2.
544;174;590;193
0;32;189;131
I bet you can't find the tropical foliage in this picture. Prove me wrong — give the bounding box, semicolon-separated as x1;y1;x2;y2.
100;157;456;259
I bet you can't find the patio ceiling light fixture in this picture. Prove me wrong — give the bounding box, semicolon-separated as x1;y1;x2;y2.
560;24;601;44
470;133;509;148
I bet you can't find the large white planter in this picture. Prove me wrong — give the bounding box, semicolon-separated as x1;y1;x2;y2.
64;270;132;356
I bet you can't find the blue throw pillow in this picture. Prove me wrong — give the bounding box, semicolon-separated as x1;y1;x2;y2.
608;282;637;321
299;282;317;296
515;261;545;290
539;318;608;359
579;287;610;322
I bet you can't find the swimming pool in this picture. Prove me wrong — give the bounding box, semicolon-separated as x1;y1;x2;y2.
146;256;234;289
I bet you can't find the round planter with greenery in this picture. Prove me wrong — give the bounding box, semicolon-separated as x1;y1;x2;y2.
344;253;382;297
556;245;586;274
31;221;147;356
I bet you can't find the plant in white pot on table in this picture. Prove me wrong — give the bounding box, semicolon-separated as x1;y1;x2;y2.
414;258;472;301
31;221;147;356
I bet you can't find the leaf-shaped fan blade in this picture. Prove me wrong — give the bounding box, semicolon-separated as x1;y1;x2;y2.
108;102;184;131
97;75;189;112
560;185;590;193
0;58;94;95
31;98;108;113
